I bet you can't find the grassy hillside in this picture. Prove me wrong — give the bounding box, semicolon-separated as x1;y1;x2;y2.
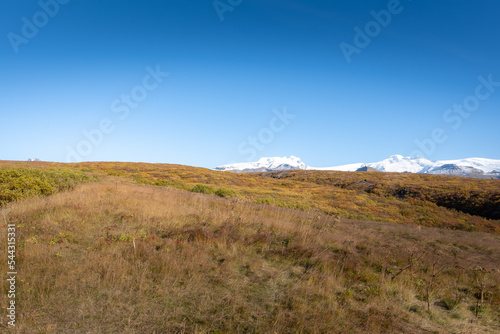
1;180;499;333
5;160;494;234
259;170;500;231
0;160;499;332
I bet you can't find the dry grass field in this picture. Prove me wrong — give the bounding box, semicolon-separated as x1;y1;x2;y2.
0;161;499;333
2;160;498;233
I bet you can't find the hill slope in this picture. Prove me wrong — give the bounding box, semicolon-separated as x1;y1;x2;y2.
1;177;499;333
2;160;498;234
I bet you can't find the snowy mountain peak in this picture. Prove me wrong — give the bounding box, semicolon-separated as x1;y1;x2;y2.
255;156;305;167
389;154;404;161
368;155;435;173
215;156;308;172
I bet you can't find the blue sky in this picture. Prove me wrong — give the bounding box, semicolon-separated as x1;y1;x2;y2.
1;0;499;168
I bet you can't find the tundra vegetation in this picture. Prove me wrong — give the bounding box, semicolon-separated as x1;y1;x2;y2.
0;160;499;333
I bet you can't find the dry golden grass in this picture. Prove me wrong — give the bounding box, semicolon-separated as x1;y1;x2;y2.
1;177;499;333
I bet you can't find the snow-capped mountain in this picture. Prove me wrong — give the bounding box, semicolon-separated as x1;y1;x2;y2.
214;156;307;173
316;155;500;177
312;155;434;173
215;155;500;178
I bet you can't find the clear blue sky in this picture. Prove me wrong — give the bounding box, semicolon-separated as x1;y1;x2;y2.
1;0;499;168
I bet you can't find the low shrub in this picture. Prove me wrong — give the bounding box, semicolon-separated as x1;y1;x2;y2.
215;188;238;198
0;167;94;206
190;184;215;194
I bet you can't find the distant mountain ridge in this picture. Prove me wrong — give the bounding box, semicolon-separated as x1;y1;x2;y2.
215;155;500;178
214;156;308;173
